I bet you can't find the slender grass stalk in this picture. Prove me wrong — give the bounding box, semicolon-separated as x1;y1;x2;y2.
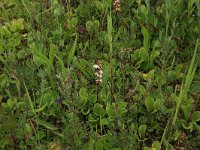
172;40;198;126
23;81;36;116
107;8;114;101
160;118;171;147
96;83;99;101
23;81;40;145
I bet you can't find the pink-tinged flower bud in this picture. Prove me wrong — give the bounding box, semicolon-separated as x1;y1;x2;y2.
113;0;121;12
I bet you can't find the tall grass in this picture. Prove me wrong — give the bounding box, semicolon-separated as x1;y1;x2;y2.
172;40;198;125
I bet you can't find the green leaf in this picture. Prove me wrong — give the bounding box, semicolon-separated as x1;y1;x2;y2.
106;103;115;118
188;0;197;10
52;53;67;76
36;119;58;130
181;99;194;119
138;124;147;138
93;103;105;117
79;88;88;108
80;87;88;98
145;95;154;112
35;103;47;113
94;0;104;11
49;44;57;65
152;141;161;150
191;81;200;93
2;99;14;109
182;120;193;130
101;118;108;125
144;147;151;150
73;58;90;79
71;17;78;28
192;111;200;123
95;141;103;150
86;21;94;33
43;92;56;106
150;50;160;62
32;46;53;74
141;26;150;51
67;34;78;67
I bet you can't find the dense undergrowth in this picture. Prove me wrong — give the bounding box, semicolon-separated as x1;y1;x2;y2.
0;0;200;149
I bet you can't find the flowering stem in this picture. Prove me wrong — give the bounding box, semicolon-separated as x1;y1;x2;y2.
108;10;114;101
96;83;99;101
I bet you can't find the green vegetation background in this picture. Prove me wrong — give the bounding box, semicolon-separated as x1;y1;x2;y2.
0;0;200;149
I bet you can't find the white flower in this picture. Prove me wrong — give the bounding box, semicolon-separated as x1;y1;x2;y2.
96;79;103;84
99;74;102;78
93;64;100;69
94;72;99;77
94;72;103;78
99;70;103;75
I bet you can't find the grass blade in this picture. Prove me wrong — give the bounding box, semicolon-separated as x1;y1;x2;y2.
67;34;78;67
23;81;36;116
172;40;198;125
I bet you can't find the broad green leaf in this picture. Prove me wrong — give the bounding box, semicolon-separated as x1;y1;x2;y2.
145;96;154;112
71;17;78;28
93;103;105;117
138;124;147;138
152;141;161;150
79;88;88;108
94;0;104;11
143;147;151;150
106;103;115;118
86;21;93;33
141;26;150;51
181;99;194;119
192;111;200;122
80;87;88;98
95;141;103;150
